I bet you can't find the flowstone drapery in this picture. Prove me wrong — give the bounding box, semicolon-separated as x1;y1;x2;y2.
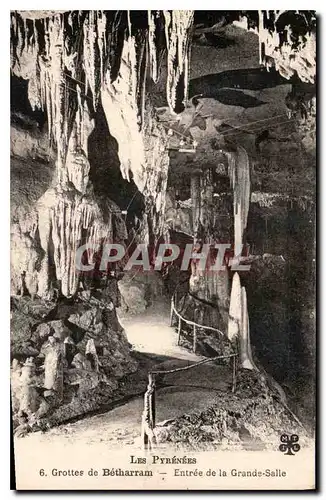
10;10;194;298
257;10;316;84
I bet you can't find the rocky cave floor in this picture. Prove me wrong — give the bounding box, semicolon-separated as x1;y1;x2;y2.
13;296;314;454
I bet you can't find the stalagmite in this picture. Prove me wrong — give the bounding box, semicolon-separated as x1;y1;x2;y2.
43;336;64;402
11;359;22;413
85;339;100;372
19;358;39;416
228;274;256;370
228;272;242;342
240;286;256;370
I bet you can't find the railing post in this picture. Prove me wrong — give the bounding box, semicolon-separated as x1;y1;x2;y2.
170;296;174;326
232;355;237;393
177;317;182;345
150;373;156;428
141;354;240;448
193;324;197;353
142;372;156;451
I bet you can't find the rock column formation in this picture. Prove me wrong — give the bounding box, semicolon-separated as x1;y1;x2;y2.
189;169;230;332
10;10;195;298
227;146;255;370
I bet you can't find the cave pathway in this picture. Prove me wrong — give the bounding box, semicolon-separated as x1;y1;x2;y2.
15;301;232;452
118;300;202;361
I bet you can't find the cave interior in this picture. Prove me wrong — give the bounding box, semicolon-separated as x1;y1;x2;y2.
10;10;316;445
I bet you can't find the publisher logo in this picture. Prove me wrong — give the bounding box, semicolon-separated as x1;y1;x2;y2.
279;434;300;455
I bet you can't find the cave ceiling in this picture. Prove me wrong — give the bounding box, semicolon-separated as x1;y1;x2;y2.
11;10;316;199
156;22;315;198
10;9;316;303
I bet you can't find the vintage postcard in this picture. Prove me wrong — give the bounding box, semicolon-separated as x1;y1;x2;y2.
10;9;316;490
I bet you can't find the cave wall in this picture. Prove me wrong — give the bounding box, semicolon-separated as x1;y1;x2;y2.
10;116;140;431
10;10;316;431
10;10;195;298
171;20;315;389
10;10;196;433
10;118;128;299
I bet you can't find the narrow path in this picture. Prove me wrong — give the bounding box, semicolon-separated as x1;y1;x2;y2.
118;301;202;362
15;302;232;451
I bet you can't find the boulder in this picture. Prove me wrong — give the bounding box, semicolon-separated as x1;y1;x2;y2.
47;320;71;341
35;323;51;341
118;270;166;314
11;309;38;359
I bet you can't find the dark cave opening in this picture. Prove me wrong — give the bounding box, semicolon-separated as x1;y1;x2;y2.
87;102;145;234
10;74;46;129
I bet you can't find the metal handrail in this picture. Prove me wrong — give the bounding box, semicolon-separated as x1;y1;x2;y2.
170;292;225;354
141;289;238;451
142;352;238;451
171;294;224;334
140;288;307;450
151;353;237;375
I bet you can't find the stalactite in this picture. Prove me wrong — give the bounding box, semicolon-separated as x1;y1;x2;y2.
83;10;100;110
10;10;195;295
141;108;170;240
11;10;194;186
101;35;145;189
97;11;108;83
37;187;116;298
148;10;159;83
163;10;194;112
258;10;316;84
47;15;68;183
66;98;95;193
228;146;250;257
12;12;106;185
101;31;170;239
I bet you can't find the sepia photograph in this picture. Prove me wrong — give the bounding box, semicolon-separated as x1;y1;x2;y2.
9;8;316;490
